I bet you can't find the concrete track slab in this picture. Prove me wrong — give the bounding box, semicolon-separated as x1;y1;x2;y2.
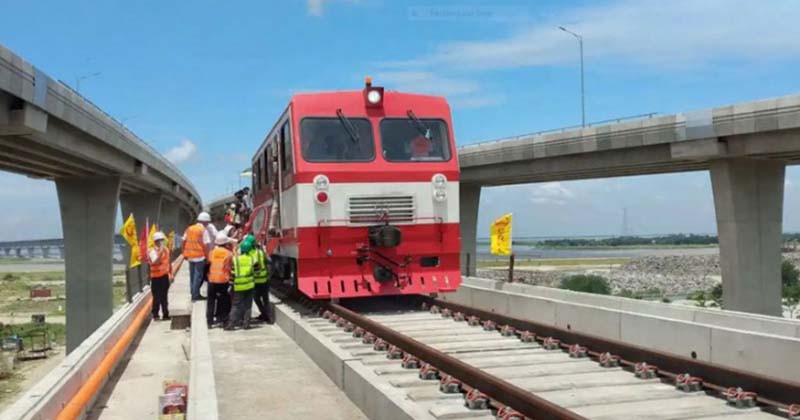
87;266;191;420
208;323;366;419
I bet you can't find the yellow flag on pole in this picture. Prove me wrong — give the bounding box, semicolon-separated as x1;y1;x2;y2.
120;214;141;268
490;213;512;256
167;231;175;251
148;223;158;249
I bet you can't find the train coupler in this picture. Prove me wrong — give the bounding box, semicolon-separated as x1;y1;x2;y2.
725;387;758;408
519;330;536;343
497;406;524;420
465;388;490;410
634;362;658;379
439;374;462;393
675;374;703;392
386;344;403;359
568;344;587;358
542;337;561;350
401;354;420;369
500;325;516;337
419;363;440;380
598;352;620;367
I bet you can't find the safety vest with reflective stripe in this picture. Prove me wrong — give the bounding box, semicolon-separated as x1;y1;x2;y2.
182;223;206;259
208;246;233;284
249;248;269;284
149;247;170;278
232;254;255;292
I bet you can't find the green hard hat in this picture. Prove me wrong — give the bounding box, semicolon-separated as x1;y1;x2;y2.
239;241;253;254
243;234;256;247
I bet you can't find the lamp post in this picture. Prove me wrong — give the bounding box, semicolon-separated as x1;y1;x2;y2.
75;72;102;93
559;26;585;127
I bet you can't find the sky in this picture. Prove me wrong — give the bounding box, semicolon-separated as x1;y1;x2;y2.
1;0;800;240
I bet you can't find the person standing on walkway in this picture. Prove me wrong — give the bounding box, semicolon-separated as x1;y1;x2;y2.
207;232;234;328
225;240;257;330
148;231;172;320
245;235;271;324
182;212;212;301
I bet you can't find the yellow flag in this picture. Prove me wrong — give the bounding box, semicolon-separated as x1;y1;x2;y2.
148;223;158;249
167;231;175;250
120;214;141;268
490;213;512;256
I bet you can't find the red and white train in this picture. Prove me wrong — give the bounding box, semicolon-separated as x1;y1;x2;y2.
244;78;461;299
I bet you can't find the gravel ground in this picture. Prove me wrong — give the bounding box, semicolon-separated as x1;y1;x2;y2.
478;251;800;297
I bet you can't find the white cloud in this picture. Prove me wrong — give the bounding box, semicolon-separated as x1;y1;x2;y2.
426;0;800;70
164;139;197;164
376;70;503;109
308;0;325;17
528;182;575;206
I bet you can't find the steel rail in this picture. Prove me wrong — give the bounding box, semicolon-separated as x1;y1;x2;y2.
424;297;800;411
325;302;587;420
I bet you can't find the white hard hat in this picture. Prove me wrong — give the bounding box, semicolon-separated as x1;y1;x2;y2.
230;203;236;208
152;231;166;242
197;212;211;222
215;232;232;245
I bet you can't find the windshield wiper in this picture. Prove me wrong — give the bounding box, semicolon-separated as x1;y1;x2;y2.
407;109;431;140
336;108;360;144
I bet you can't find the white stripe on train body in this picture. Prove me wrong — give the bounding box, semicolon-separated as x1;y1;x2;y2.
279;181;460;229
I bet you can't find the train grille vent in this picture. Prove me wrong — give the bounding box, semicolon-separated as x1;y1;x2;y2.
348;195;415;223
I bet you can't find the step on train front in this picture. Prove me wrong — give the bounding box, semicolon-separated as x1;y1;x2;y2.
243;78;461;299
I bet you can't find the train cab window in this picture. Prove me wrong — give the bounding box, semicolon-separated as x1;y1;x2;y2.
281;122;293;173
380;119;451;162
266;143;275;182
300;117;375;162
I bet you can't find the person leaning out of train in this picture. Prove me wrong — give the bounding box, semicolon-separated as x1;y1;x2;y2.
207;232;235;329
182;212;213;301
148;231;172;321
224;240;258;331
243;235;272;324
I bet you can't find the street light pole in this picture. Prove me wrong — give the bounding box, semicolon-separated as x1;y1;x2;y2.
75;72;102;93
559;26;585;127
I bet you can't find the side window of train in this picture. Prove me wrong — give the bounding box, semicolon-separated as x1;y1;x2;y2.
262;147;270;186
253;160;261;193
251;207;266;239
281;121;293;174
266;143;274;183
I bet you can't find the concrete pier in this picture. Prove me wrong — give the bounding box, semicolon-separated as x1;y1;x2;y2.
57;176;121;353
710;158;786;315
459;184;481;277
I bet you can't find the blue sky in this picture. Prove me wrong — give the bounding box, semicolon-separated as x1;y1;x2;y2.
2;0;800;240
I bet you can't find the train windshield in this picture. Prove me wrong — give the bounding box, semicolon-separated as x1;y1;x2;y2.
300;117;375;162
380;118;451;162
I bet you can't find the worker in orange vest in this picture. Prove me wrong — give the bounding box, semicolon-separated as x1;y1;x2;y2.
182;212;213;301
207;232;234;328
148;231;172;320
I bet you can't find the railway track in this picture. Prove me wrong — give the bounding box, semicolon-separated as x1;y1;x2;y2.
289;295;800;420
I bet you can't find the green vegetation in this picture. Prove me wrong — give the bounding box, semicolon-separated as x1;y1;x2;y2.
0;272;129;317
540;234;717;248
478;257;629;268
0;322;66;346
560;274;612;295
783;260;800;317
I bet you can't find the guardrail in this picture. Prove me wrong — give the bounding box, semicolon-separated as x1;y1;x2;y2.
458;112;658;150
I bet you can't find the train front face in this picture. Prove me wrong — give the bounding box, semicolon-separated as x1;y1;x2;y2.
290;84;461;299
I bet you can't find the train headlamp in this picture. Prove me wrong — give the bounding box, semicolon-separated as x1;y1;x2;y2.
313;174;330;191
363;76;384;108
432;173;447;202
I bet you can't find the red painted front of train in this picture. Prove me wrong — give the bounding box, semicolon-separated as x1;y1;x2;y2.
248;81;461;299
